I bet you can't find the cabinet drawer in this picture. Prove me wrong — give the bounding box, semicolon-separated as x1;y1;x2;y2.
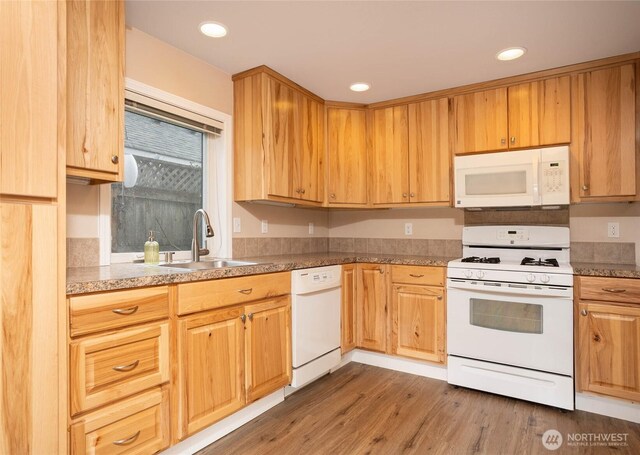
70;323;169;415
69;286;169;337
71;387;169;455
177;272;291;315
391;265;445;286
578;276;640;305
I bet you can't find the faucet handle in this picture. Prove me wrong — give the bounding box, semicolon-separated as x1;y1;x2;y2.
199;248;210;256
162;251;175;263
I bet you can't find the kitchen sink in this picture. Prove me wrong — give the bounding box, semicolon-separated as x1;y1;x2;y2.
159;259;261;270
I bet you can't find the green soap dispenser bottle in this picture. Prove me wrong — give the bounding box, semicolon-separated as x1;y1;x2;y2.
144;230;159;264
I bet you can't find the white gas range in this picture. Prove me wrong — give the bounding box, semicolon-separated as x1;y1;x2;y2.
447;225;574;410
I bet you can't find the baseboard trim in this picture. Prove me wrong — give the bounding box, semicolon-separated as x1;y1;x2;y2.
575;392;640;424
350;349;448;381
162;389;285;454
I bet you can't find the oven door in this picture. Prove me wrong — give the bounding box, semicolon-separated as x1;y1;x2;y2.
447;283;573;376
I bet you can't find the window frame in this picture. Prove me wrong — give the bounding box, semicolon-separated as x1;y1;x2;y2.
99;78;232;265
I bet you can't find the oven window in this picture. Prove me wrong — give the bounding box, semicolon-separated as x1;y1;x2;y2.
470;299;543;334
465;171;527;195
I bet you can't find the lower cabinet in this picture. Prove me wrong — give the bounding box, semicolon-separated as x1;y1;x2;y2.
176;295;292;439
356;264;389;352
576;276;640;402
341;264;357;353
70;387;170;455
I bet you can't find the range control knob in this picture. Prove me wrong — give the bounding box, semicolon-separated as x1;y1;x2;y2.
540;274;550;284
464;269;473;278
476;270;485;279
526;273;536;283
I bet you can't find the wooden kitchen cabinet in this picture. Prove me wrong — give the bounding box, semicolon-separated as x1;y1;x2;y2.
176;306;246;439
0;0;58;198
245;296;292;402
66;0;124;182
234;67;324;206
341;264;357;353
390;265;446;363
356;264;389;352
452;76;570;154
576;276;640;402
571;63;638;201
326;107;368;206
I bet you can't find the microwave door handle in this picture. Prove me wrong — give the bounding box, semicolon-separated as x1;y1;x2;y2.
532;154;541;205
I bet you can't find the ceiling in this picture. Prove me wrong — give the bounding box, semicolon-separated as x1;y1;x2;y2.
125;1;640;104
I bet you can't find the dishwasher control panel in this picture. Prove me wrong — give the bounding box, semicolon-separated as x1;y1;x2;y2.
291;265;342;294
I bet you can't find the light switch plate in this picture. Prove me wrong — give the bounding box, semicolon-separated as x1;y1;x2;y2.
233;217;241;233
405;223;413;236
607;222;620;238
261;219;268;234
308;222;314;235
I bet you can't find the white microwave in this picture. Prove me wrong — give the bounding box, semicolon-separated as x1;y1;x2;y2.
454;146;570;208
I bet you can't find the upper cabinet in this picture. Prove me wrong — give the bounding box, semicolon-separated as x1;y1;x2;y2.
0;0;58;198
326;106;368;206
452;76;571;154
371;99;450;206
234;68;324;206
571;63;638;202
66;0;124;182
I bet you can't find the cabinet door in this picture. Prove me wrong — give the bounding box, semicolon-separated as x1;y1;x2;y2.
245;296;291;403
578;301;640;402
66;0;124;178
508;76;571;149
341;264;357;353
356;264;388;352
0;203;59;454
391;284;445;363
267;78;298;199
326;108;368;205
572;64;636;199
177;307;245;439
0;0;58;198
372;106;409;204
452;88;508;154
298;96;323;202
408;99;450;203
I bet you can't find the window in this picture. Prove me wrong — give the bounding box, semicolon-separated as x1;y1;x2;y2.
111;110;205;253
100;79;231;264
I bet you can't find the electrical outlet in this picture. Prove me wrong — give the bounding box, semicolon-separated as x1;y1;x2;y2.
233;217;241;233
608;222;620;238
261;219;268;234
308;222;315;235
404;223;413;236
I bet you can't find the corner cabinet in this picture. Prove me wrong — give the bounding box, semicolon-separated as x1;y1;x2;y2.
571;63;638;202
66;0;124;182
452;76;570;154
233;67;324;206
356;264;389;352
576;276;640;403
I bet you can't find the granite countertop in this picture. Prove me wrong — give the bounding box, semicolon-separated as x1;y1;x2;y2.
66;253;456;295
571;262;640;279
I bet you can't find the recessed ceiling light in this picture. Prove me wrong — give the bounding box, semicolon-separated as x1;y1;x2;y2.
350;82;370;92
200;21;228;38
496;47;526;61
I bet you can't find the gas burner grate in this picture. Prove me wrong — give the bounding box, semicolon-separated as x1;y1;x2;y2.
520;257;559;267
461;256;501;264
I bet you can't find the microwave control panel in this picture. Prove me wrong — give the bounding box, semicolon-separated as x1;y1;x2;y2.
541;160;567;194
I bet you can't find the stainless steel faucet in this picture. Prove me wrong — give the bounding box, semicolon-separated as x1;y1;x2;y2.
191;209;215;262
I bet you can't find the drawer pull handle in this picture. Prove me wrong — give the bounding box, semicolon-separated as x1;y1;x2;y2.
113;360;140;372
409;274;424;278
238;288;253;295
112;306;139;315
113;431;140;446
602;288;626;293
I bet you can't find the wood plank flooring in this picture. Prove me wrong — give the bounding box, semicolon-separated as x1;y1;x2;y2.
198;363;640;455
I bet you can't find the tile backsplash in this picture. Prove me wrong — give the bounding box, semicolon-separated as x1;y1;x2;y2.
67;238;100;268
570;242;636;264
464;208;570;226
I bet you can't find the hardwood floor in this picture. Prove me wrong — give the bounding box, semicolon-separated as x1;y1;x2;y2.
198;363;640;455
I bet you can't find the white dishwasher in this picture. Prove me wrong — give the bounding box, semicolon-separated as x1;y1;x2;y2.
289;265;342;390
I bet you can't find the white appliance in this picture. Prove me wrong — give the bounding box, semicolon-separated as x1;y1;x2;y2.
290;265;342;390
447;226;574;410
454;146;569;208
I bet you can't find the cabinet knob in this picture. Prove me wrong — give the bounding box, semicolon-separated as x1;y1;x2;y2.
580;309;588;316
295;189;301;194
378;268;384;274
111;155;119;164
248;312;254;321
437;295;443;300
582;185;589;191
300;188;306;194
240;314;246;323
402;193;408;198
500;138;506;145
330;193;336;199
410;192;415;198
510;137;516;144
